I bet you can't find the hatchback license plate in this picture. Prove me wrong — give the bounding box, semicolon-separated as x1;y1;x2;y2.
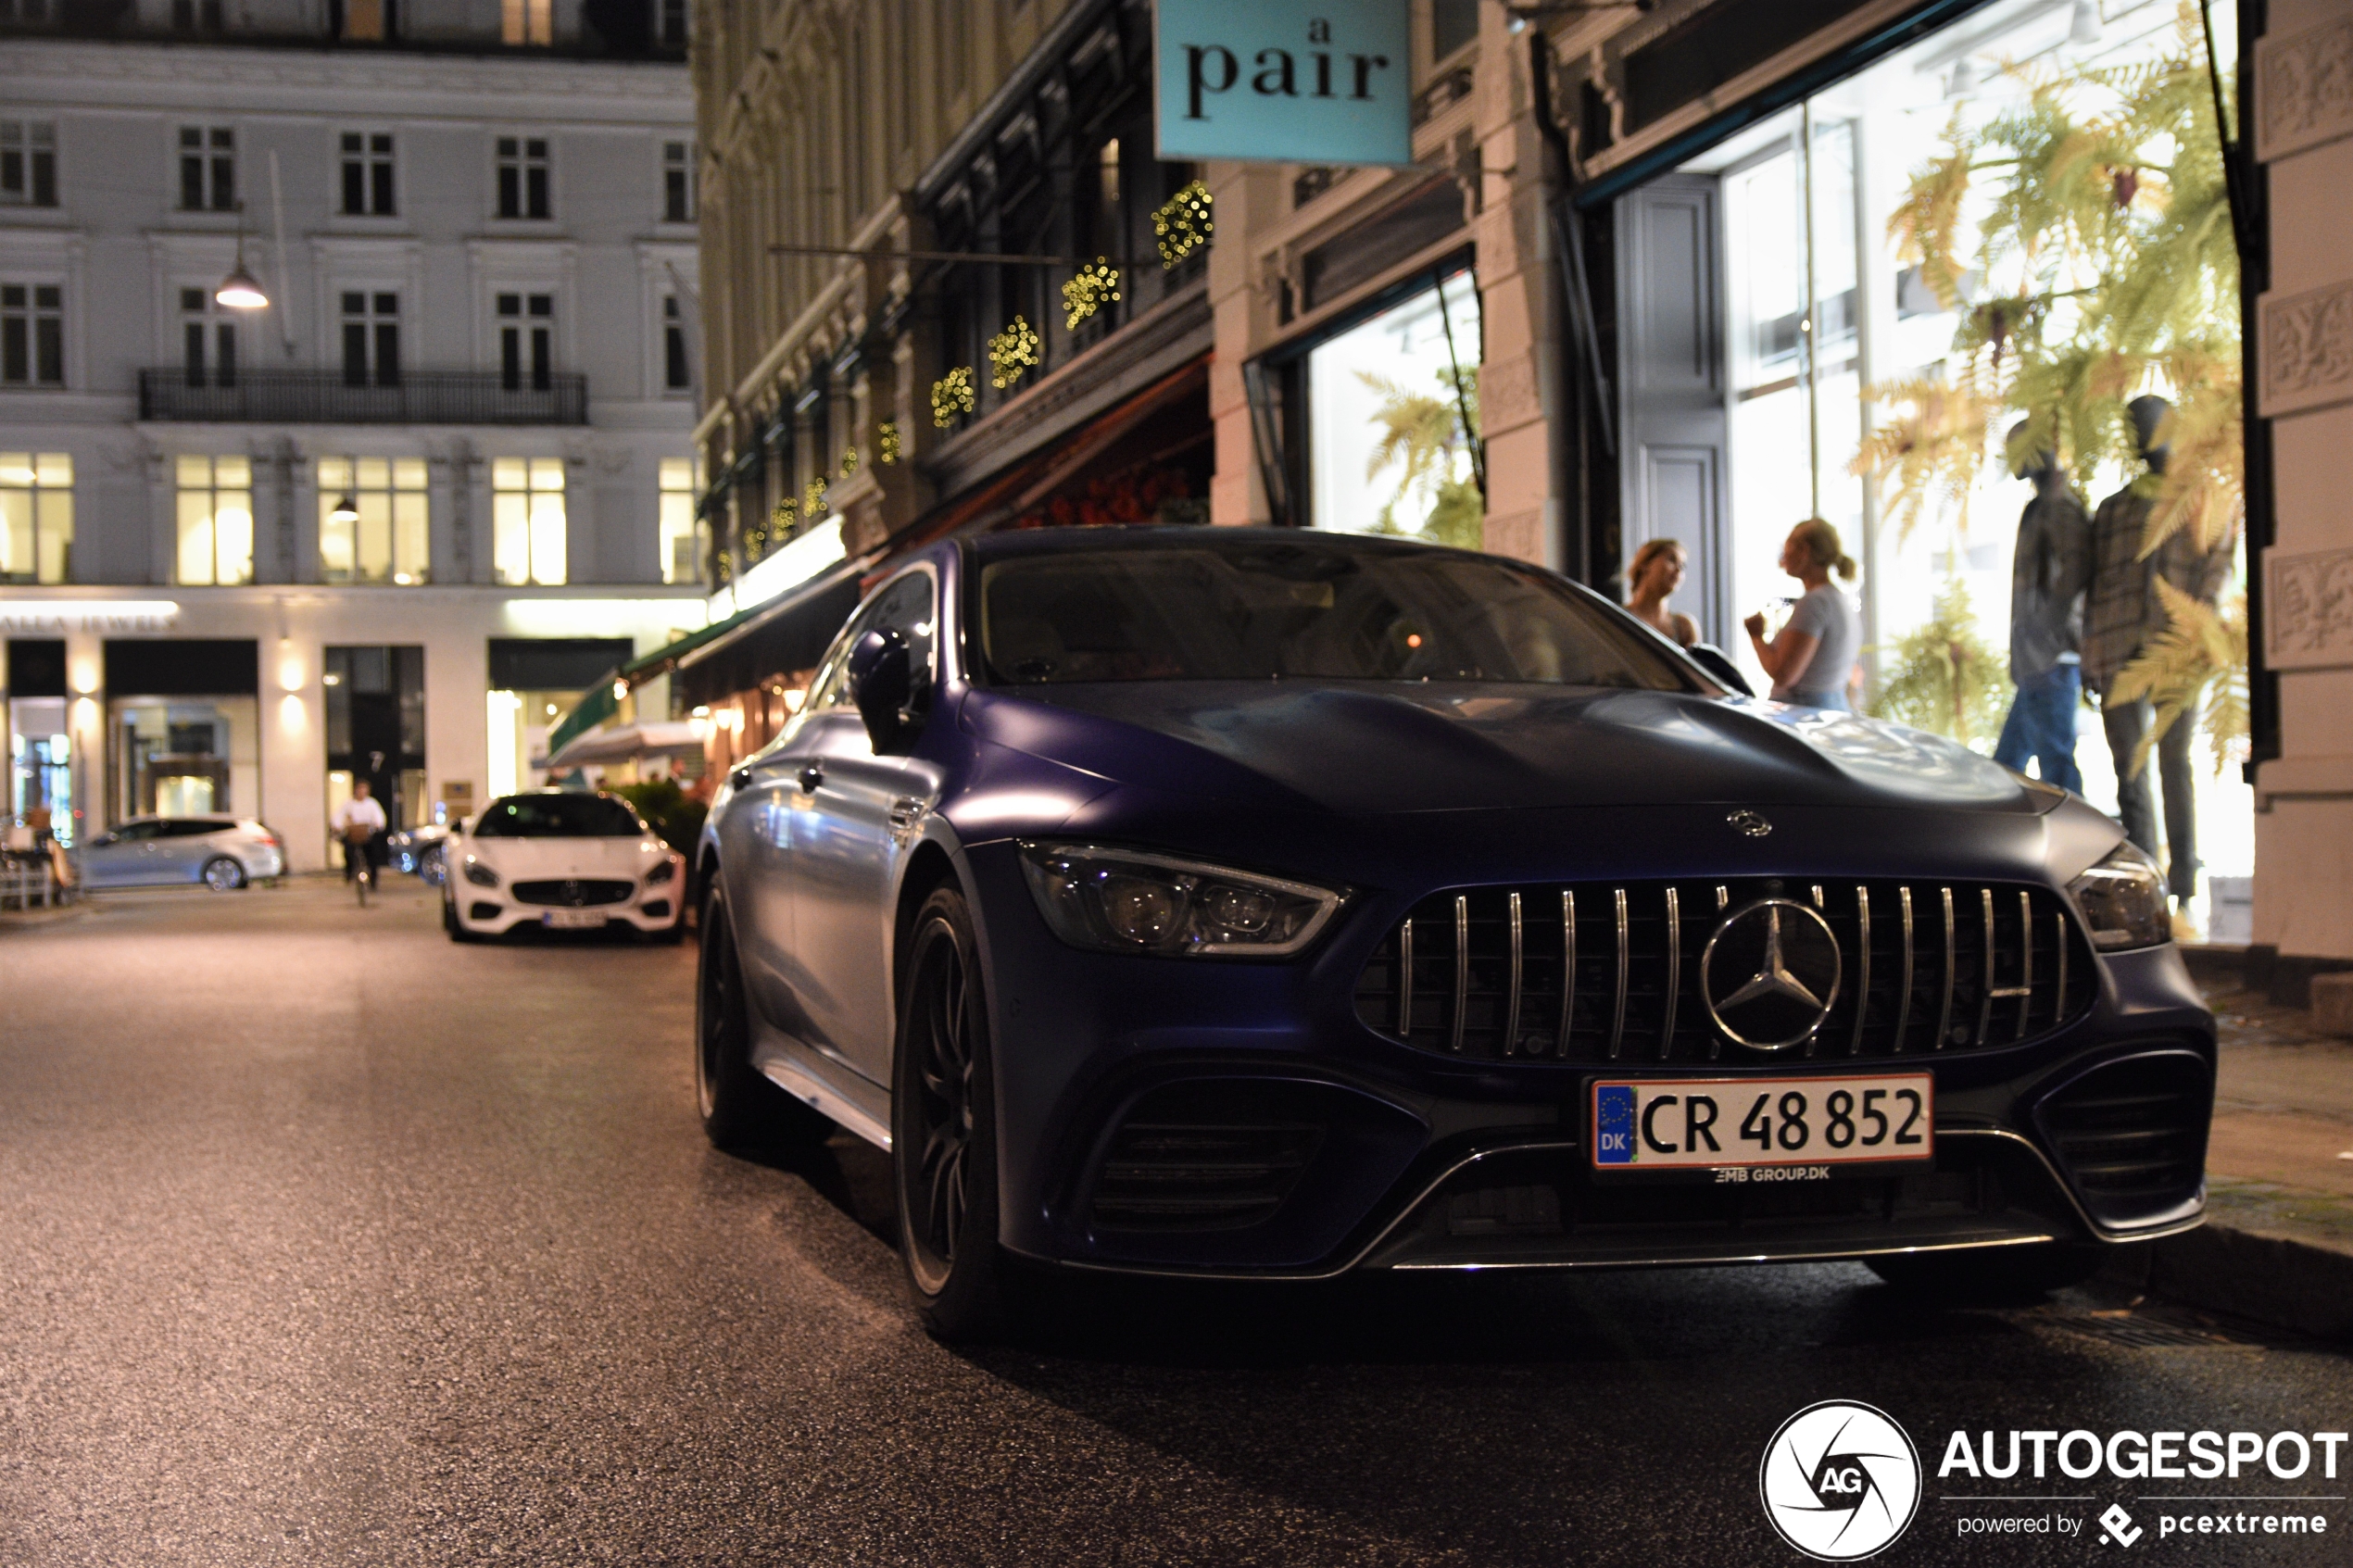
541;909;606;930
1590;1073;1931;1173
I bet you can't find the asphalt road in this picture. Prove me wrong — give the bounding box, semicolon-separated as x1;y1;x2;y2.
3;877;2348;1566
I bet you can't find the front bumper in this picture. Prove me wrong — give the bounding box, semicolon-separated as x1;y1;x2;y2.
963;843;2215;1279
451;881;682;935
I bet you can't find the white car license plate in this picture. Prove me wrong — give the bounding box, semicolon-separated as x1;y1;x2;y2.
1590;1073;1931;1174
541;909;607;930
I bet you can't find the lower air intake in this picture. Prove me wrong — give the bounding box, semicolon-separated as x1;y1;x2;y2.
2036;1050;2211;1225
1087;1081;1327;1234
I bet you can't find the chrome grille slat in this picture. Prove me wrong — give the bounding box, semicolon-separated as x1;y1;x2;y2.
1359;876;2093;1065
1504;891;1523;1056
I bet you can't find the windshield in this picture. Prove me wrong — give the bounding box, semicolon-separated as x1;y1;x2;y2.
979;538;1696;689
472;795;646;838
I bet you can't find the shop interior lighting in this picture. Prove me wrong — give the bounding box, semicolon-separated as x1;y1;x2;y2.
328;493;359;526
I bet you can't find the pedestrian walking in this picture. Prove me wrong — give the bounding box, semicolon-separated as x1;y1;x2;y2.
1743;518;1861;711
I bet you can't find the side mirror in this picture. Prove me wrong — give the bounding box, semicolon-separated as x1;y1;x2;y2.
846;627;921;751
1686;642;1755;698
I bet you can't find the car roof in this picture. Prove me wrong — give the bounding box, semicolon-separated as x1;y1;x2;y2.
963;524;1472;565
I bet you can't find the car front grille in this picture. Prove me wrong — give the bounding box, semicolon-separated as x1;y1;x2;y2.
510;878;634;908
1087;1081;1327;1233
1353;878;2095;1063
2037;1052;2209;1221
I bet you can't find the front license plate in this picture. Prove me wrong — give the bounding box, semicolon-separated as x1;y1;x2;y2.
1590;1073;1932;1175
541;909;606;929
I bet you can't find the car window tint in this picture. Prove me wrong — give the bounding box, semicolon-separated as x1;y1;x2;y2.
109;821;158;841
471;795;646;837
812;570;936;711
978;542;1694;690
163;820;224;837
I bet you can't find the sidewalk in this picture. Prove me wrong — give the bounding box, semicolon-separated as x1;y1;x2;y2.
2139;976;2353;1339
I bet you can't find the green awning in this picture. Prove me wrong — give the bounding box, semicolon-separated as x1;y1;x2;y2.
541;600;778;761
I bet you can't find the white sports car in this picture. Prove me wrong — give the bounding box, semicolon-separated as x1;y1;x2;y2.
442;790;686;942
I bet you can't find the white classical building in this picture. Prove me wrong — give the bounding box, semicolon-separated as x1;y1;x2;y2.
0;0;703;871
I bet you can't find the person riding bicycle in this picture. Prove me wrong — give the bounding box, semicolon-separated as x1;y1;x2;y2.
332;781;388;889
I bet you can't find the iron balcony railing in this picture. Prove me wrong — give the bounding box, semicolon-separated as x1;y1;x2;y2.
137;368;589;425
1353;877;2097;1065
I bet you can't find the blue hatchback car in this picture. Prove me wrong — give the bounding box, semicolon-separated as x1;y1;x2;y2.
693;528;2210;1338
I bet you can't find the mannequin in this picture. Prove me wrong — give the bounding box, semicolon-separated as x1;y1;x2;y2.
1991;421;2091;793
2081;395;2233;926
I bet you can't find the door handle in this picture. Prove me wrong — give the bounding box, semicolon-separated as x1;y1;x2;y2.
796;762;825;794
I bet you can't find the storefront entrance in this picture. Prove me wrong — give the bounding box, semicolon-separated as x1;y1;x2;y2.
323;645;425;859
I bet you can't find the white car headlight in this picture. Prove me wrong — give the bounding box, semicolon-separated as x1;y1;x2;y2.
1018;842;1344;959
2067;841;2170;951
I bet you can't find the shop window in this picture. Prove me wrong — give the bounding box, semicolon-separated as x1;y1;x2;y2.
662;141;694;223
495;136;550;219
659;457;701;584
492;456;565;585
1;283;63;387
180;286;237;389
173;455;254;586
339;0;386;40
662;296;691;391
318;457;428;585
170;0;224;31
1303;270;1481;545
177;125;234;212
502;0;550;46
0;0;57;24
341;291;400;387
0;452;71;584
340;132;396;216
655;0;686;45
112;696;253;818
497;292;553;389
0;121;57;207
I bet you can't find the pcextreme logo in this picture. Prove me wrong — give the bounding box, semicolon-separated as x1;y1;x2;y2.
1759;1400;1923;1561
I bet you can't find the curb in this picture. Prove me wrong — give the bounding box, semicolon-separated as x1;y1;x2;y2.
2133;1209;2353;1342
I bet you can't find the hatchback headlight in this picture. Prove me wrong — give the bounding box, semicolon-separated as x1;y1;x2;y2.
1018;843;1344;958
2067;842;2169;951
463;859;500;888
645;858;677;885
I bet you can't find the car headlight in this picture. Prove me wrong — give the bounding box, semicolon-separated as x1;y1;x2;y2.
645;858;677;885
463;859;500;888
1018;842;1344;959
2067;841;2169;951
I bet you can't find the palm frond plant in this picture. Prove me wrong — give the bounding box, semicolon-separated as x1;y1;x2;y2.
1869;576;2014;748
1360;366;1484;550
1856;2;2244;748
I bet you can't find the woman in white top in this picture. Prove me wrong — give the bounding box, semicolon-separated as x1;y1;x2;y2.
1623;538;1700;647
1743;518;1861;710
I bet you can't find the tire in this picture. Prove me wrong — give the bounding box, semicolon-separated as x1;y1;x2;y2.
443;893;480;944
1867;1242;2107;1303
696;875;827;1152
201;856;246;892
892;885;1017;1342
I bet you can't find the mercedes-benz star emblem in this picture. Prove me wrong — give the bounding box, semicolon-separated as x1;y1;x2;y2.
1727;809;1773;837
1701;898;1843;1050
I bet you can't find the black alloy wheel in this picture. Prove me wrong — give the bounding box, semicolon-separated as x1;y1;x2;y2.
892;885;1013;1340
695;875;826;1151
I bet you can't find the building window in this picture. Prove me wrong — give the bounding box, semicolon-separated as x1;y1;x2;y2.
492;458;564;585
340;132;395;216
662;295;691;391
497;292;553;391
0;453;72;584
1432;0;1478;60
501;0;551;47
662;140;694;222
1;283;63;387
655;0;686;46
180;286;236;388
0;122;57;207
318;457;428;585
0;0;58;25
170;0;225;31
495;136;549;220
341;292;400;387
173;455;254;586
659;458;701;584
177;126;234;212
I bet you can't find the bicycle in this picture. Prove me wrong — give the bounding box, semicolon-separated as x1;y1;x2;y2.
345;834;375;907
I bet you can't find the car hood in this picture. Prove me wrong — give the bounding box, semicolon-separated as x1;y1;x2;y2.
961;682;2040;817
463;836;665;877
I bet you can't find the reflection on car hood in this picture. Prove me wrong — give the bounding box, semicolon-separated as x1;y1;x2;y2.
464;836;661;875
964;682;2035;816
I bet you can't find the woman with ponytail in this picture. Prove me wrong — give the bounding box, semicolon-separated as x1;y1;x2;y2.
1743;518;1861;711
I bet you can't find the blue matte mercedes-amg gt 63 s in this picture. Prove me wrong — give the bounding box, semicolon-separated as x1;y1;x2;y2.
692;527;2210;1338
